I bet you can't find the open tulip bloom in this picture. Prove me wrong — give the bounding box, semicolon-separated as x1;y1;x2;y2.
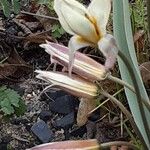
54;0;118;72
40;41;107;81
35;70;98;98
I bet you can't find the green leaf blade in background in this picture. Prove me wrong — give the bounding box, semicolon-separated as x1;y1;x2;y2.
0;0;11;17
113;0;150;149
11;0;20;14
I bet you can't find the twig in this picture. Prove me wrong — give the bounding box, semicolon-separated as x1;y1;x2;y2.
88;88;124;116
20;11;59;21
12;135;30;143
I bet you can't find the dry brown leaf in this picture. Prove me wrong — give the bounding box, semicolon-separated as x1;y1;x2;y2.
77;98;97;126
36;5;54;31
0;64;17;79
133;30;144;43
24;31;53;44
139;61;150;87
0;49;32;80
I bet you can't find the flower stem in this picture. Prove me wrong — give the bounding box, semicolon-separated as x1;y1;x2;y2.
118;50;150;149
88;88;124;116
107;74;134;92
107;74;150;111
100;90;147;149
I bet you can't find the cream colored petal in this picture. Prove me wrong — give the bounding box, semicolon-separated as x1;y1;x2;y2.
68;35;92;75
54;0;75;35
63;0;87;15
69;35;92;52
88;0;111;35
98;34;118;70
61;3;98;43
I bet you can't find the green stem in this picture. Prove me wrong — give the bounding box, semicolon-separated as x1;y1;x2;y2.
107;74;150;111
107;74;135;92
100;141;139;150
118;50;150;149
100;90;146;150
88;88;124;116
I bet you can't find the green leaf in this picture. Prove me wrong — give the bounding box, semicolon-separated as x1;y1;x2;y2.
0;98;11;107
51;24;65;38
14;99;26;116
0;86;24;116
37;0;49;4
1;106;14;115
0;98;15;115
0;0;11;17
113;0;150;148
3;88;20;107
11;0;20;14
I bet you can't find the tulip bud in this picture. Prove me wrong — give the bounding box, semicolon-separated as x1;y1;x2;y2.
35;70;98;98
40;41;107;81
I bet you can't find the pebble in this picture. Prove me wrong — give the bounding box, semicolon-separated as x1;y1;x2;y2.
39;110;52;122
54;112;74;129
26;94;33;100
31;120;53;143
49;95;76;114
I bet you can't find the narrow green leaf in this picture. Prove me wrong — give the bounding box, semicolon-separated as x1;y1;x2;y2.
0;0;11;17
11;0;20;14
113;0;150;148
14;99;26;116
37;0;49;4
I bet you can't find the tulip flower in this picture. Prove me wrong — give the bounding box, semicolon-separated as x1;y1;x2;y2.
40;41;107;81
35;70;98;98
54;0;118;71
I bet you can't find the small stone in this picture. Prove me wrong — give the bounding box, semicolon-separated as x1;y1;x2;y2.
26;94;33;100
39;110;52;122
31;120;53;143
49;95;77;114
54;112;74;129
